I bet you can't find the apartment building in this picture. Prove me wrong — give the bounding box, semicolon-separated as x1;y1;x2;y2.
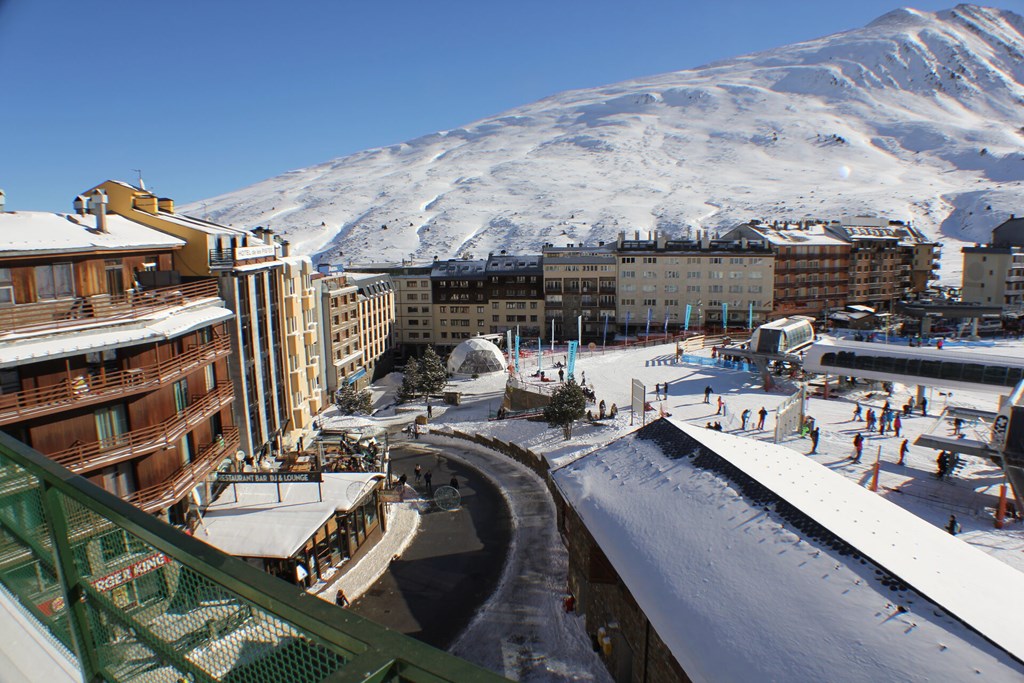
87;181;301;459
279;254;325;439
542;243;617;342
723;222;850;319
431;259;489;351
485;253;544;338
615;231;775;335
962;216;1024;312
825;217;916;311
0;199;236;522
316;271;395;395
346;262;433;357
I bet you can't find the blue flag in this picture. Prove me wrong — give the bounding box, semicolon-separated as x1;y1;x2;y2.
514;335;520;373
722;302;728;332
567;340;578;380
684;304;692;332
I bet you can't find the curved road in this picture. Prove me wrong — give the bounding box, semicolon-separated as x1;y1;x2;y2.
352;433;610;680
349;440;513;649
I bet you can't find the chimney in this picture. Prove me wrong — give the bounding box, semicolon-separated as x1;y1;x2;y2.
280;240;291;257
741;237;748;250
701;230;710;251
157;197;174;213
73;194;87;215
88;190;109;233
657;231;667;249
634;230;640;240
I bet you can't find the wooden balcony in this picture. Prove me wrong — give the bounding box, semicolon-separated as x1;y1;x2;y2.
125;427;240;513
0;279;220;337
48;384;235;474
0;336;231;427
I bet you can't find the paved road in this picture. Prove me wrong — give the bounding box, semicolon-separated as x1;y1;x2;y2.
349;440;512;649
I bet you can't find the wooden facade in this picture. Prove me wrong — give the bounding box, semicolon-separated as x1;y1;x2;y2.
0;236;237;520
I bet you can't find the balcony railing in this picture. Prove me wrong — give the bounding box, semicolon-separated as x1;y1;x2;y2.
0;279;220;337
0;336;231;427
48;384;235;474
125;427;240;513
0;431;508;683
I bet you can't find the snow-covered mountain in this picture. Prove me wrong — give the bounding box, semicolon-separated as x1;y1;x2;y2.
185;5;1024;281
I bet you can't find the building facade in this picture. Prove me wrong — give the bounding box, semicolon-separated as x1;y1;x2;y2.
346;262;433;356
485;253;544;339
615;231;775;336
430;259;489;351
89;181;310;459
542;243;617;343
962;216;1024;313
0;203;237;522
316;271;396;395
280;254;325;439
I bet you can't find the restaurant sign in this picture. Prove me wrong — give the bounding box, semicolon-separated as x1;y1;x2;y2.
38;553;170;616
216;472;323;484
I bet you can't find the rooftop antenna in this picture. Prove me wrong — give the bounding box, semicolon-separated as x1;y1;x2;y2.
131;169;145;190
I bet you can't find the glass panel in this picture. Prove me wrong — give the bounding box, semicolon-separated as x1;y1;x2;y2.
35;266;55;300
95;405;128;448
54;263;74;298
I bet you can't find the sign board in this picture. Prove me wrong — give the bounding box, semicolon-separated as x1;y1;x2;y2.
38;553;171;616
234;244;276;261
631;379;646;427
216;471;323;484
378;489;402;503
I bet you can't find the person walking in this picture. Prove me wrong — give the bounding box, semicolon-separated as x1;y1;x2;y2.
953;417;963;435
878;412;886;436
335;590;350;608
852;433;864;462
716;396;724;415
893;414;902;438
449;475;460;490
898;439;909;465
936;451;950;479
704;385;713;404
852;401;862;421
945;514;960;535
558;368;565;382
810;426;820;454
866;409;876;432
414;463;422;483
741;409;751;430
757;406;768;430
424;470;433;495
921;397;928;416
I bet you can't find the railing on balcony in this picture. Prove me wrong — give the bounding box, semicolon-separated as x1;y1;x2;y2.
0;431;508;683
125;427;240;513
208;249;235;270
0;336;232;427
0;279;221;337
49;384;235;474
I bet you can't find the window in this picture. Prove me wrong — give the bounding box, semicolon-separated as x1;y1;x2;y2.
643;271;657;279
35;263;74;300
94;404;128;449
621;271;635;278
0;268;13;306
105;259;125;295
643;257;657;264
643;298;657;306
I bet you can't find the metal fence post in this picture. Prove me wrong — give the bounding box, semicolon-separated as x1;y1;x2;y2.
39;481;103;682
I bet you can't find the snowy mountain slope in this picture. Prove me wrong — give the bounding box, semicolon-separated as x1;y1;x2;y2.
185;5;1024;281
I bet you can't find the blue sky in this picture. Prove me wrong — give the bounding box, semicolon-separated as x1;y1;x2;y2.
2;0;1019;212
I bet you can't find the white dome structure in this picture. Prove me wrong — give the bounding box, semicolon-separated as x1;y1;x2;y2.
446;337;507;375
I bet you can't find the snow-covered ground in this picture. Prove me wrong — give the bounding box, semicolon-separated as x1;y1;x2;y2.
326;334;1024;680
185;6;1024;281
425;336;1024;573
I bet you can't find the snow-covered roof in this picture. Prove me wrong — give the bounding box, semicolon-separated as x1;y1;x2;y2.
0;211;185;257
735;222;848;247
552;419;1024;681
198;472;384;559
0;304;232;368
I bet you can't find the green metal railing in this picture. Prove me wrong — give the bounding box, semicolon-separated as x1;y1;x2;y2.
0;431;508;683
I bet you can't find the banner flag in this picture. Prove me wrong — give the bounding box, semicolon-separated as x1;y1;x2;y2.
684;304;692;332
514;335;520;373
722;302;728;332
567;340;579;380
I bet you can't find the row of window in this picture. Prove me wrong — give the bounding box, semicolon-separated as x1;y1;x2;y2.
819;352;1024;387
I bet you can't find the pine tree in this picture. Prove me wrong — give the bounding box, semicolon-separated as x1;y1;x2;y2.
336;382;372;415
398;358;421;403
417;345;448;409
544;380;587;440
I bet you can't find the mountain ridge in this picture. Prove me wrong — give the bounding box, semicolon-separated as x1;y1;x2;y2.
184;5;1024;281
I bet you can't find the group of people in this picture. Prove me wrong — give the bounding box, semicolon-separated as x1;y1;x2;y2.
935;450;960;480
